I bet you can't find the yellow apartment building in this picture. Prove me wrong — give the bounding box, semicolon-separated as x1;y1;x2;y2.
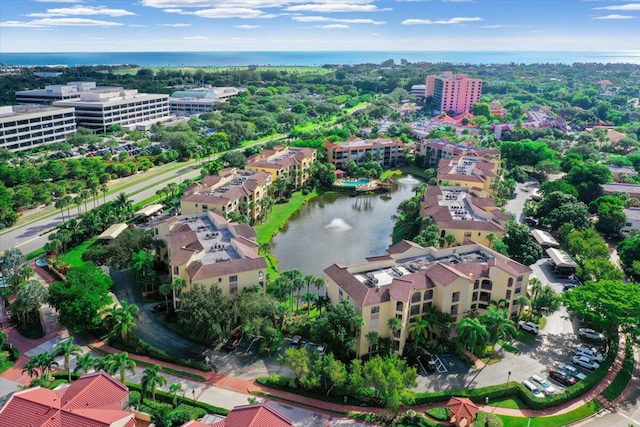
436;155;501;196
422;185;508;247
324;137;405;170
245;146;317;189
152;211;267;307
180;168;271;224
324;241;531;357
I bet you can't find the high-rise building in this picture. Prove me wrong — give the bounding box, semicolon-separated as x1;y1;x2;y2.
425;72;482;116
0;104;76;152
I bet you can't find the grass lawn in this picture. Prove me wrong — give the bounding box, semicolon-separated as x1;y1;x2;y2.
488;396;528;409
514;330;536;346
254;189;321;244
497;400;602;427
399;165;434;180
381;169;403;179
601;341;634;401
497;339;519;354
62;238;97;268
26;247;46;261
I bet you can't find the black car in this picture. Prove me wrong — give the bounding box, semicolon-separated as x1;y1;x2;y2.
150;302;167;313
549;370;577;387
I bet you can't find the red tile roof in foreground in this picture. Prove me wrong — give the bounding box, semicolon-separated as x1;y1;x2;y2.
208;403;294;427
447;396;478;419
0;372;133;427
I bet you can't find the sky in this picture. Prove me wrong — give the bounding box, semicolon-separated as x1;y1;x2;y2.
1;0;639;52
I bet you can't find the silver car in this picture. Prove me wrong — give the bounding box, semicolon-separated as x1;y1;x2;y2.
530;374;556;395
557;364;587;381
572;356;600;371
578;328;605;342
574;347;603;362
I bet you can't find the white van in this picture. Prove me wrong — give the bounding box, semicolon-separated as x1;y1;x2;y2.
522;380;544;397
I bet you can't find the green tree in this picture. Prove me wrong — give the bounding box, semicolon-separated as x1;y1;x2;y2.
169;383;184;408
279;347;311;381
563;280;640;340
530;285;561;318
74;353;95;375
48;264;113;332
310;300;363;361
104;301;140;343
456;317;489;355
502;222;542;265
407;318;430;350
617;235;640;276
54;337;82;381
479;307;517;348
565;162;612;204
315;354;348;396
362;355;417;415
107;351;136;384
130;249;156;293
141;365;167;402
178;284;234;345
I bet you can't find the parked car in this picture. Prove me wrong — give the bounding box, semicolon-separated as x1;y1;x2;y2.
530;374;556;395
578;328;606;342
557;364;587;381
549;370;578;387
316;345;325;357
572;356;600;371
518;320;539;334
291;335;302;347
522;380;544;398
574;347;603;362
150;302;167;313
223;327;244;351
524;216;538;226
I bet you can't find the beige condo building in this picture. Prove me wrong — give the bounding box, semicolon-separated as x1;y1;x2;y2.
324;241;531;357
245;146;317;189
436;155;501;196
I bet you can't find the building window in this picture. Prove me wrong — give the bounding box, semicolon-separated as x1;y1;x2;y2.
506;290;512;300
396;302;404;312
472;292;478;302
422;302;432;312
507;278;513;288
474;280;479;290
173;266;179;275
371;305;380;315
452;292;460;303
230;283;238;295
370;318;379;329
424;290;434;300
410;305;420;316
411;292;421;303
481;280;493;290
450;305;458;315
339;288;344;301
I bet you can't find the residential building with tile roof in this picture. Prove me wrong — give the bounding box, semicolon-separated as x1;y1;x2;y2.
414;139;500;168
246;145;317;189
421;185;508;247
436;154;500;196
152;210;267;305
0;372;134;427
324;241;531;357
324;137;405;170
181;168;271;224
181;403;293;427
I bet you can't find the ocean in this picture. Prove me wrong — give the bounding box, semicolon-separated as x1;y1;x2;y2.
2;51;640;67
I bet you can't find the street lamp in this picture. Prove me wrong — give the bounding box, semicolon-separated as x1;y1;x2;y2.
506;371;512;396
192;389;196;402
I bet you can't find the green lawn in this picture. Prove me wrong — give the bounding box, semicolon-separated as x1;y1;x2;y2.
497;400;602;427
601;341;634;401
514;330;536;346
487;396;528;409
62;238;97;267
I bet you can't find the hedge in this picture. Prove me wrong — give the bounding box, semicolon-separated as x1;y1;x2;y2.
601;338;634;402
0;344;19;374
126;383;229;416
256;375;371;406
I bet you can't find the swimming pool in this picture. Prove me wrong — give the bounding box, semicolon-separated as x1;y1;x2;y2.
339;179;370;187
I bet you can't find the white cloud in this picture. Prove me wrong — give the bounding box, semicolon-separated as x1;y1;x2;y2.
318;24;350;28
184;36;208;39
286;4;390;12
292;16;385;24
0;18;124;28
594;3;640;11
481;24;505;28
235;24;261;28
194;7;274;18
129;24;147;27
27;6;136;17
593;14;635;18
402;16;482;25
159;23;192;26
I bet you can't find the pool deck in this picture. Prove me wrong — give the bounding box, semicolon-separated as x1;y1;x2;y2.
334;178;391;193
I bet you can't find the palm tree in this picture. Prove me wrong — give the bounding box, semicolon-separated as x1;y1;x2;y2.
302;293;317;315
407;318;430;350
456;317;490;356
73;195;83;215
479;307;517;353
130;249;156;293
74;353;95;375
487;232;497;249
365;331;380;354
99;184;109;204
169;382;184;408
33;351;59;380
22;358;40;379
159;283;171;312
105;301;140;343
444;233;457;248
107;352;136;384
258;242;271;256
170;278;186;310
81;189;91;212
516;296;531;319
387;317;402;339
529;277;543;301
54;337;82;381
314;295;331;315
141;365;167;402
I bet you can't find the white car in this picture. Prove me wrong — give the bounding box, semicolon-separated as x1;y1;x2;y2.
530;374;556;395
522;380;544;397
578;328;606;342
557;364;587;381
572;356;600;371
518;320;539;334
574;347;603;362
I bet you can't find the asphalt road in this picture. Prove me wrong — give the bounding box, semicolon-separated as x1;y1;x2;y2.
0;163;202;255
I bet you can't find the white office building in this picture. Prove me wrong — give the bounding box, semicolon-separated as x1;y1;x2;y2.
15;81;121;104
169;87;244;115
53;89;170;132
0;104;76;152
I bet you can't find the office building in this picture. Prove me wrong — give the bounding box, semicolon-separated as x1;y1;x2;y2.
425;72;482;116
15;81;119;104
53;88;170;132
324;241;531;357
0;104;76;152
169;86;244;115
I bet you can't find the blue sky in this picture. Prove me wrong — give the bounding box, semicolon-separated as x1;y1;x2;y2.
1;0;639;52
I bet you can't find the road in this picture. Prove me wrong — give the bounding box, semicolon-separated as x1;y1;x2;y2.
0;162;202;255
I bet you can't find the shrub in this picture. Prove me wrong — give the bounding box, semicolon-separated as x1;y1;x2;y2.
129;391;141;407
425;407;450;421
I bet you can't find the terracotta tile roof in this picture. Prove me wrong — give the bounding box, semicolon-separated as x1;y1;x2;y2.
447;397;478;419
387;240;423;255
436;220;505;232
202;175;223;188
453;263;488;279
0;372;131;427
488;257;530;276
365;255;394;262
324;264;391;307
231;223;257;239
389;273;432;302
189;258;267;281
170;248;197;267
183;421;214;427
181;193;229;205
425;263;469;286
209;403;294;427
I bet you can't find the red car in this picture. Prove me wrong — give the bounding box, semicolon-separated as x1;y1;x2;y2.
549;370;578;387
